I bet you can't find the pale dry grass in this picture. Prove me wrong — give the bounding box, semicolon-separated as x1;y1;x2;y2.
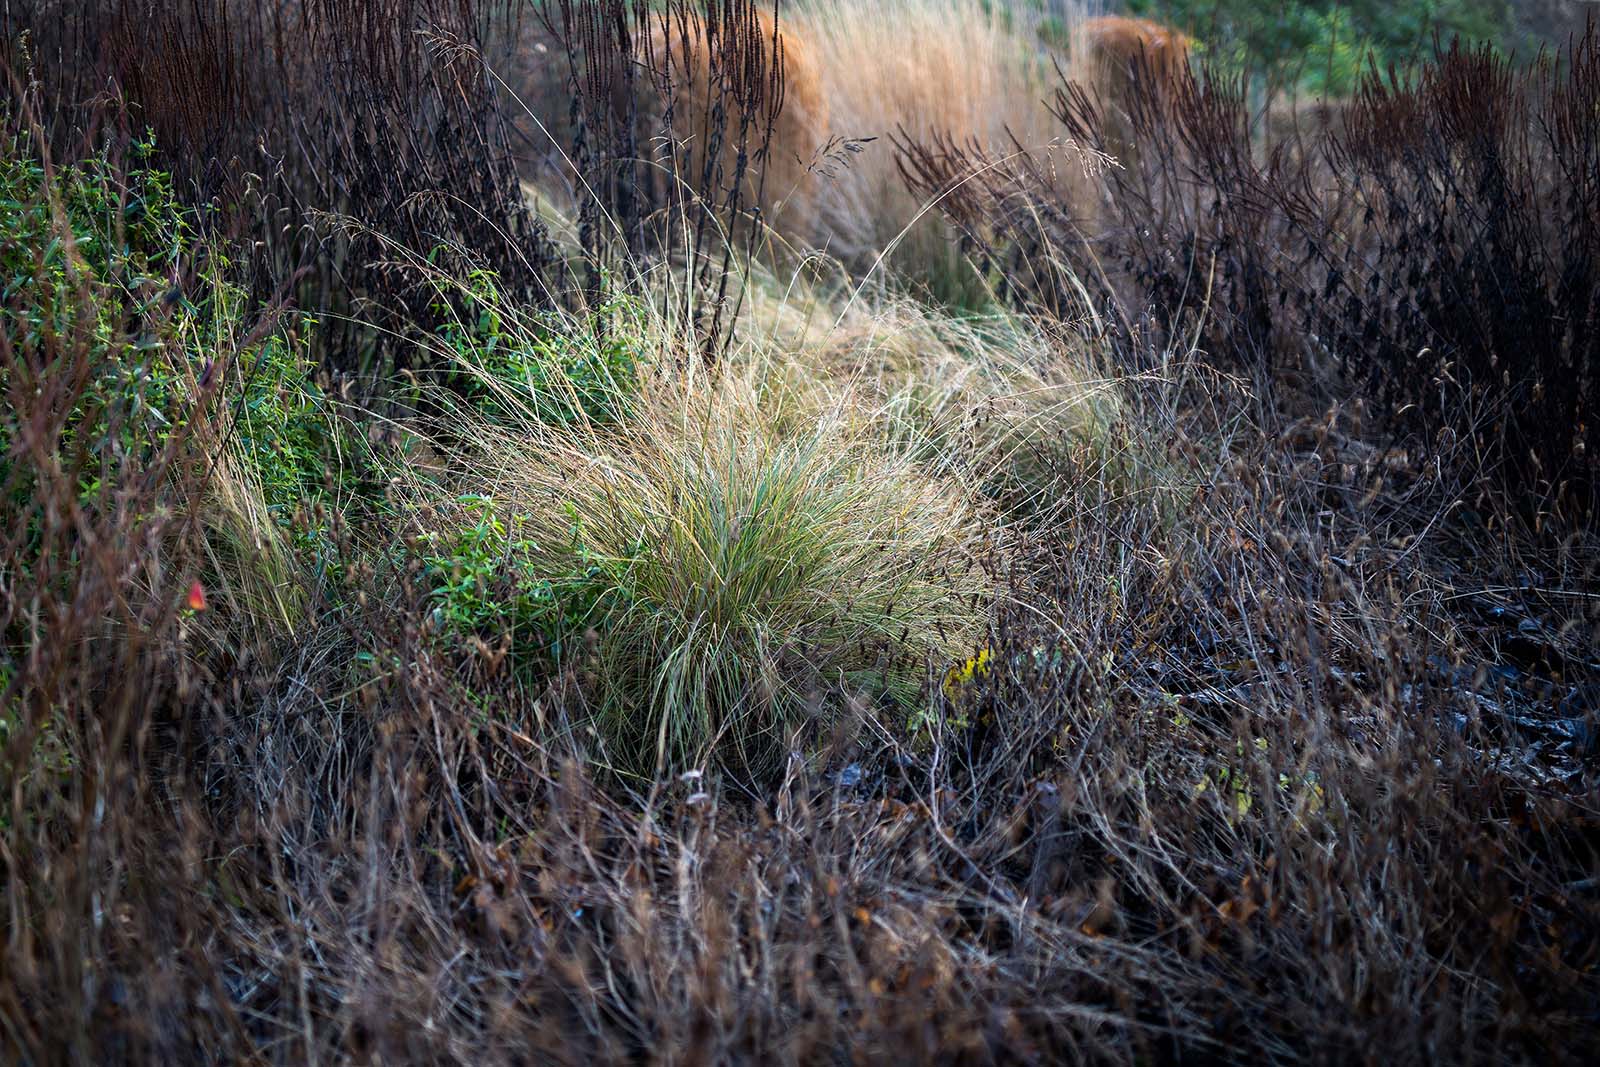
732;260;1132;512
378;259;1000;778
412;371;992;779
787;0;1080;266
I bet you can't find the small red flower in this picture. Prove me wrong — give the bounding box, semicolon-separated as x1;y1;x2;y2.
186;580;208;612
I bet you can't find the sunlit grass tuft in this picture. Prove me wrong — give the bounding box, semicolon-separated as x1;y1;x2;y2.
403;304;992;777
497;395;978;776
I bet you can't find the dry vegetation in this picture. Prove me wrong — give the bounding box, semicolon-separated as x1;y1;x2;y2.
2;1;1598;1064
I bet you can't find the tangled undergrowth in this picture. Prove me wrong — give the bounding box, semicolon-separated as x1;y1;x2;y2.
3;2;1599;1064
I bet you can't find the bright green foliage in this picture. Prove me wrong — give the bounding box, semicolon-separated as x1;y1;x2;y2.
229;330;333;530
1;132;188;461
1;131;330;506
1126;0;1510;93
418;493;609;660
421;494;525;634
1;130;183;302
0;129;337;602
432;268;640;428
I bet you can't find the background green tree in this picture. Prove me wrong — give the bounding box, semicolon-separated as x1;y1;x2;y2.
1124;0;1513;93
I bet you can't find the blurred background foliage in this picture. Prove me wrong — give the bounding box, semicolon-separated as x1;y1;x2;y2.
1111;1;1586;94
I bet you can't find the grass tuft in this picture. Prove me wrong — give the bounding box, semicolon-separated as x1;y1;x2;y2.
410;360;990;778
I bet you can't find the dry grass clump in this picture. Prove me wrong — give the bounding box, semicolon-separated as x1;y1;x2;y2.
746;290;1137;510
402;352;992;778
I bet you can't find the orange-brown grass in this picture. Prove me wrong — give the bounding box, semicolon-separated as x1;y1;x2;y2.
780;0;1069;273
632;8;831;232
505;1;1090;294
502;6;829;241
1069;15;1192;165
1074;15;1192;103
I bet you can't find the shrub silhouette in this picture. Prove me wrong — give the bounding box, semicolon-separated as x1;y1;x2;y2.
900;21;1600;519
9;0;787;376
534;0;789;363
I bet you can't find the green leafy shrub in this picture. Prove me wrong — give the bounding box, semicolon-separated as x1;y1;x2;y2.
0;126;337;635
1127;0;1510;94
418;493;607;658
1;131;186;461
2;130;329;500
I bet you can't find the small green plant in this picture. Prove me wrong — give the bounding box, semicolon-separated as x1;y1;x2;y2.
421;494;525;634
431;267;640;428
418;493;610;661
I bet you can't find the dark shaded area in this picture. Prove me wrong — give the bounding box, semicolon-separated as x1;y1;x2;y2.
899;23;1600;522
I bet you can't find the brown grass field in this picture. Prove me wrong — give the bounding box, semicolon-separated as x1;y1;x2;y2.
2;2;1598;1063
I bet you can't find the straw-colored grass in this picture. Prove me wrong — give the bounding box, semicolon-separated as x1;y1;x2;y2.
397;268;1006;778
786;0;1081;273
733;264;1133;512
419;371;989;779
